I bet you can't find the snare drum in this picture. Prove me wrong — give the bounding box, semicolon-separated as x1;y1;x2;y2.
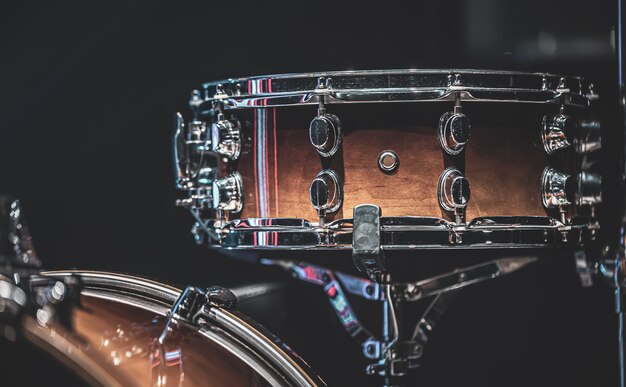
174;69;601;253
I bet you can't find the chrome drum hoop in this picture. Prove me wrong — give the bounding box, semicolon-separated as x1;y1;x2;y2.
191;69;593;111
32;271;325;387
218;216;589;250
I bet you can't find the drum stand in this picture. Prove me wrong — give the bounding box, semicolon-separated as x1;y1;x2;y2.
266;204;537;386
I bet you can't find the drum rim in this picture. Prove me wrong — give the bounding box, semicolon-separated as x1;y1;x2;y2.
203;68;584;86
192;68;592;109
34;270;325;387
219;215;588;250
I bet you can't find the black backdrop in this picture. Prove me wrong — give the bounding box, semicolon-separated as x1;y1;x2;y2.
0;1;622;386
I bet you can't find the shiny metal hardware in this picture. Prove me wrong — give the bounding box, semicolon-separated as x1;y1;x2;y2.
542;113;573;154
576;171;602;206
221;215;585;250
397;257;537;301
438;98;470;155
556;77;570;93
26;275;83;331
0;277;28;331
309;87;342;158
175;172;243;214
195;69;591;110
170;285;237;324
541;167;571;213
188;88;204;109
31;271;325;387
6;199;40;267
309;170;342;223
212;172;244;213
174;111;241;190
352;204;385;282
169;286;209;323
438;167;470;224
576;119;602;154
211;114;242;160
377;150;399;172
205;285;238;309
173;113;219;190
267;256;536;382
268;256;536;304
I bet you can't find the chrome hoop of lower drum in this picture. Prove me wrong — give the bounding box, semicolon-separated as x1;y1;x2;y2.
19;270;325;387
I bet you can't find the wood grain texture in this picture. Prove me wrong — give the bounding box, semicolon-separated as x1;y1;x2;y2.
236;103;563;222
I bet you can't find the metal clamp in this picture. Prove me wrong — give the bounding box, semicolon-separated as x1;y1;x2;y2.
438;167;471;224
264;256;536;383
438;95;471;155
541;167;571;223
169;285;238;325
310;170;343;225
352;204;385;282
542;113;573;154
309;78;342;158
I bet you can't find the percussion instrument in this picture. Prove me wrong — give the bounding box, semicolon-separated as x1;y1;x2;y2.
0;199;324;387
174;69;601;258
172;69;605;384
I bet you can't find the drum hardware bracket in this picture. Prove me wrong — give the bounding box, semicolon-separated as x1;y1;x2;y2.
309;77;342;158
352;204;386;282
438;167;471;225
263;256;537;381
310;169;343;226
541;167;572;225
167;285;238;329
542;112;573;155
438;93;471;156
264;257;537;303
0;277;28;340
259;258;380;360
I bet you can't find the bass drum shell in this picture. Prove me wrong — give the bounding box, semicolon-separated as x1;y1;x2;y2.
15;271;324;387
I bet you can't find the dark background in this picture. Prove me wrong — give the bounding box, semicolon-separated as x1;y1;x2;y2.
0;1;622;386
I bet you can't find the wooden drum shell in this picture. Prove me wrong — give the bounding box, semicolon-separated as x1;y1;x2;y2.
231;103;579;223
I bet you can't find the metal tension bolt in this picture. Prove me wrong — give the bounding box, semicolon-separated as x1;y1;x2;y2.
212;172;244;213
541;167;572;223
542;113;573;155
211;114;242;160
438;99;470;155
309;113;342;157
437;167;470;223
173;112;219;190
310;169;343;224
309;82;342;158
